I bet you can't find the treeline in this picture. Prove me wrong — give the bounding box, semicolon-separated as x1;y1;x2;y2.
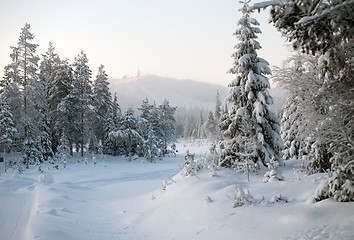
176;90;225;142
0;24;177;166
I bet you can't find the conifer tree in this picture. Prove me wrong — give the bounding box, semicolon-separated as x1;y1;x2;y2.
15;24;40;140
23;130;43;168
138;98;164;161
138;98;153;140
50;59;73;152
104;92;122;155
197;110;205;139
40;42;60;98
108;108;143;160
220;0;283;170
143;125;159;162
5;23;48;164
157;99;177;156
56;131;70;168
112;92;121;127
0;97;17;153
40;43;61;154
204;111;216;141
70;51;93;157
214;90;222;121
1;81;22;151
2;45;22;149
214;90;223;140
139;98;153;120
92;64;113;146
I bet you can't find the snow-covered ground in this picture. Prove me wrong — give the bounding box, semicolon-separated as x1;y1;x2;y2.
1;140;353;240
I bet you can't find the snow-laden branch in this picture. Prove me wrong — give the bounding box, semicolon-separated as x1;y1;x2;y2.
296;0;354;25
249;1;284;11
345;160;354;170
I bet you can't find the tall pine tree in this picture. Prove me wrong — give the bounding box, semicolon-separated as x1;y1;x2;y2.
4;24;49;165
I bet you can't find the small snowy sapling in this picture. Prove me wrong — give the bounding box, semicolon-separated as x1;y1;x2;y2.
263;157;284;183
181;150;197;176
228;186;254;207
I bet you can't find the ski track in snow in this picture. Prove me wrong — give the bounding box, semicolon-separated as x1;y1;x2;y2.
0;153;185;240
0;176;36;240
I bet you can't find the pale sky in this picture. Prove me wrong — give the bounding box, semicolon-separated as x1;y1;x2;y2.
0;0;290;86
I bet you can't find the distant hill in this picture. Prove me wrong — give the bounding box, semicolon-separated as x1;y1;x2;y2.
108;74;286;112
108;75;229;111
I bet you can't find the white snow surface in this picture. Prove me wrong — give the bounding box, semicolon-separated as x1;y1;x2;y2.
1;140;353;240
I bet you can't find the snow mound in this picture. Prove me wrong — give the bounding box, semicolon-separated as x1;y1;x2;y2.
115;158;354;239
38;173;54;184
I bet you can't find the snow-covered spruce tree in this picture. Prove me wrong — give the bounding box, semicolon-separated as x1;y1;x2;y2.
92;64;113;148
40;42;61;99
214;90;222;121
157;99;177;156
280;96;303;161
315;160;354;202
1;76;22;151
138;98;154;140
35;50;54;161
138;98;170;159
2;44;22;146
23;130;43;168
0;97;18;153
56;131;70;168
40;43;61;153
204;111;217;141
214;90;223;140
197;110;206;139
143;125;159;162
103;92;122;156
69;51;94;157
108;108;144;160
2;44;23;152
112;92;122;128
50;59;73;153
219;0;283;170
38;107;54;162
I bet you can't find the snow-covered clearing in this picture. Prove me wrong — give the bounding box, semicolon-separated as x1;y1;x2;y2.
1;140;353;240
